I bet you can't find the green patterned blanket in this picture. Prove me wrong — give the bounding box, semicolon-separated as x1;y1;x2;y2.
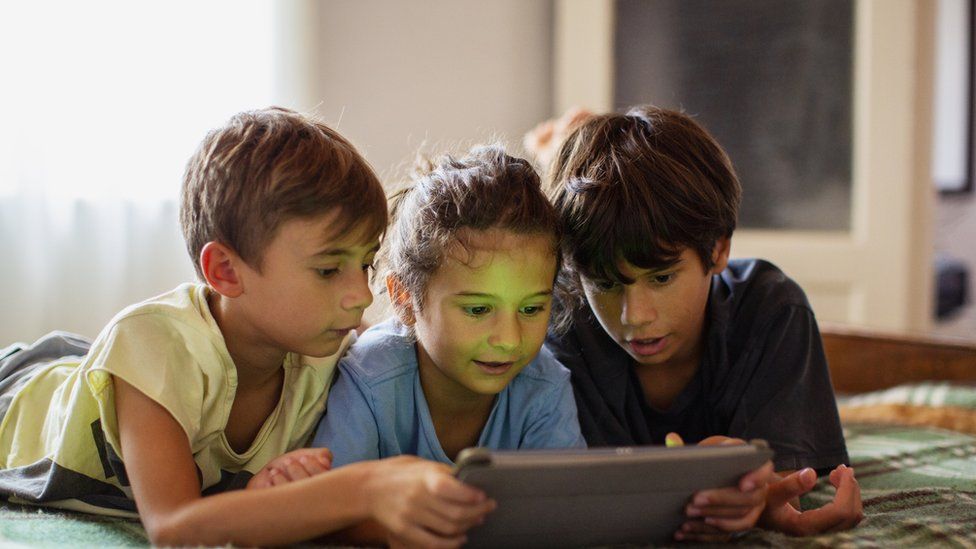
3;423;976;547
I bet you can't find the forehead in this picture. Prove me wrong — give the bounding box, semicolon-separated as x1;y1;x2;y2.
274;210;380;256
431;230;557;294
614;246;698;277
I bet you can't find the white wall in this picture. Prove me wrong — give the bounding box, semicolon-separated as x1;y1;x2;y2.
294;1;554;181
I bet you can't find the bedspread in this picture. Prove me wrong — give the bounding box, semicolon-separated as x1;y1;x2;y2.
3;423;976;547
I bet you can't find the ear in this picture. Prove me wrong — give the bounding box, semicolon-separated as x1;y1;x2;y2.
385;274;416;326
709;237;731;275
200;241;245;298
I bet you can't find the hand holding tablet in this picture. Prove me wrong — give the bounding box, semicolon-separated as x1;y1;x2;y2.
454;440;774;548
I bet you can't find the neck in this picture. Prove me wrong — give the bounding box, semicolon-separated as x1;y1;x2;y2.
635;342;703;411
209;291;288;389
415;344;495;421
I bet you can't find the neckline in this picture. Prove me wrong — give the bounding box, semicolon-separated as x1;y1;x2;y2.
412;368;504;465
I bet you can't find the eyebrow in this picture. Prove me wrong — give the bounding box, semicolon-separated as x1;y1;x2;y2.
312;243;380;258
453;290;553;299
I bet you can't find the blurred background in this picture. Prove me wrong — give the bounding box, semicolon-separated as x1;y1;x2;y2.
0;0;973;344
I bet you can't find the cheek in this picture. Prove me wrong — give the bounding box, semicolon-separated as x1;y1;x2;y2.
416;310;465;356
585;290;621;325
521;314;550;343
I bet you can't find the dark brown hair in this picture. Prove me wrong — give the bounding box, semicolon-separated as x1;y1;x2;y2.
547;106;741;321
384;144;560;317
180;107;387;279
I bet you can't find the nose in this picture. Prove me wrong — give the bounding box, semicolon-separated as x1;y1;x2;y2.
620;284;656;327
341;268;374;312
488;312;522;352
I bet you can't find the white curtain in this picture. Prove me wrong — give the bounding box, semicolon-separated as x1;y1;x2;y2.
0;1;275;343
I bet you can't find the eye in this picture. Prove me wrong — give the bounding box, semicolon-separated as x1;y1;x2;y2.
316;268;340;279
592;279;619;292
462;305;492;317
361;262;374;273
520;305;547;316
652;273;675;285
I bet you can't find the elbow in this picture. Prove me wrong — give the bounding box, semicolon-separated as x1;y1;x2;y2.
145;517;188;547
145;519;179;547
144;512;217;547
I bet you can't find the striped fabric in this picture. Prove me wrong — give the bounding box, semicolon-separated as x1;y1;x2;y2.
840;382;976;410
3;422;976;547
742;423;976;547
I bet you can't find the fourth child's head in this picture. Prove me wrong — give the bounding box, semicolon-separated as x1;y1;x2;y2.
384;145;560;397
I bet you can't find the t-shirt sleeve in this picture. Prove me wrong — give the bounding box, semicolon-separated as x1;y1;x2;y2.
308;359;381;468
728;305;849;473
85;314;213;458
520;350;587;450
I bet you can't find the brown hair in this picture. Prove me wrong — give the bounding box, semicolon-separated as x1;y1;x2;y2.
547;106;741;321
384;144;560;318
180;107;387;279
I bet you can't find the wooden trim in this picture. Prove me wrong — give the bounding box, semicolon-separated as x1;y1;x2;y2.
821;323;976;393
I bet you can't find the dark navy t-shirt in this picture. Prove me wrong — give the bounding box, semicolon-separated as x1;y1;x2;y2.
545;259;850;473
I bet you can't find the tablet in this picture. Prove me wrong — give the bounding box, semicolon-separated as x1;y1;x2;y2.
454;440;773;548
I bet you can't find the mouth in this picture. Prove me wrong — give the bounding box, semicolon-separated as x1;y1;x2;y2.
473;360;517;376
328;325;358;336
626;335;669;357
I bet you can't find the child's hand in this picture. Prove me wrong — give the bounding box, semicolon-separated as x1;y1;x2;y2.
759;464;864;536
668;433;773;542
246;448;333;490
363;455;496;549
523;106;594;166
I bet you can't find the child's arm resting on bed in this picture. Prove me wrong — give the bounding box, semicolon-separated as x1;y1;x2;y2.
114;377;494;548
759;465;863;535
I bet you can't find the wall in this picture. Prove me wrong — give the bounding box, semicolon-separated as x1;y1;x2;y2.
296;1;553;180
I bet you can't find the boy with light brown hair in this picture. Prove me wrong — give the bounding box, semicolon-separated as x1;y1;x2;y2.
0;107;493;547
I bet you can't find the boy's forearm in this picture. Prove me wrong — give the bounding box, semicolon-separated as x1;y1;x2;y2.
153;462;374;547
325;519;388;547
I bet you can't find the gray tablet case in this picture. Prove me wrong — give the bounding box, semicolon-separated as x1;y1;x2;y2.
454;441;774;548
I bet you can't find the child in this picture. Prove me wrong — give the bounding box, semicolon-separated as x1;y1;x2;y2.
312;145;586;467
539;106;863;538
0;107;493;547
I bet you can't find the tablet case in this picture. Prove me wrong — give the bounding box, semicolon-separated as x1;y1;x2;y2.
454;441;774;548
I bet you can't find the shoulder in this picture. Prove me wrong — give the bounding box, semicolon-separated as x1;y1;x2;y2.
711;259;821;363
87;284;226;369
339;318;418;386
101;283;219;344
720;258;811;312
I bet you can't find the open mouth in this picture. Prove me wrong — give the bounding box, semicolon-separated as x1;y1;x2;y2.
627;336;669;357
473;360;516;375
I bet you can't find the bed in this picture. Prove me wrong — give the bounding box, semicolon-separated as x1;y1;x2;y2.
2;325;975;547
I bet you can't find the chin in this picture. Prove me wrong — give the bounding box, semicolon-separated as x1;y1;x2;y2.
630;351;672;367
467;380;509;396
301;340;343;358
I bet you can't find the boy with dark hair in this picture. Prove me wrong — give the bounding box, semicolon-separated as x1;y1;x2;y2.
540;106;862;538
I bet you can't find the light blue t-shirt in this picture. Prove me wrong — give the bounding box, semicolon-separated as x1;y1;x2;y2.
311;319;586;466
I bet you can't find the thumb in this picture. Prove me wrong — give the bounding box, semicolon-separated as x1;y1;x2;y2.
767;468;818;506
